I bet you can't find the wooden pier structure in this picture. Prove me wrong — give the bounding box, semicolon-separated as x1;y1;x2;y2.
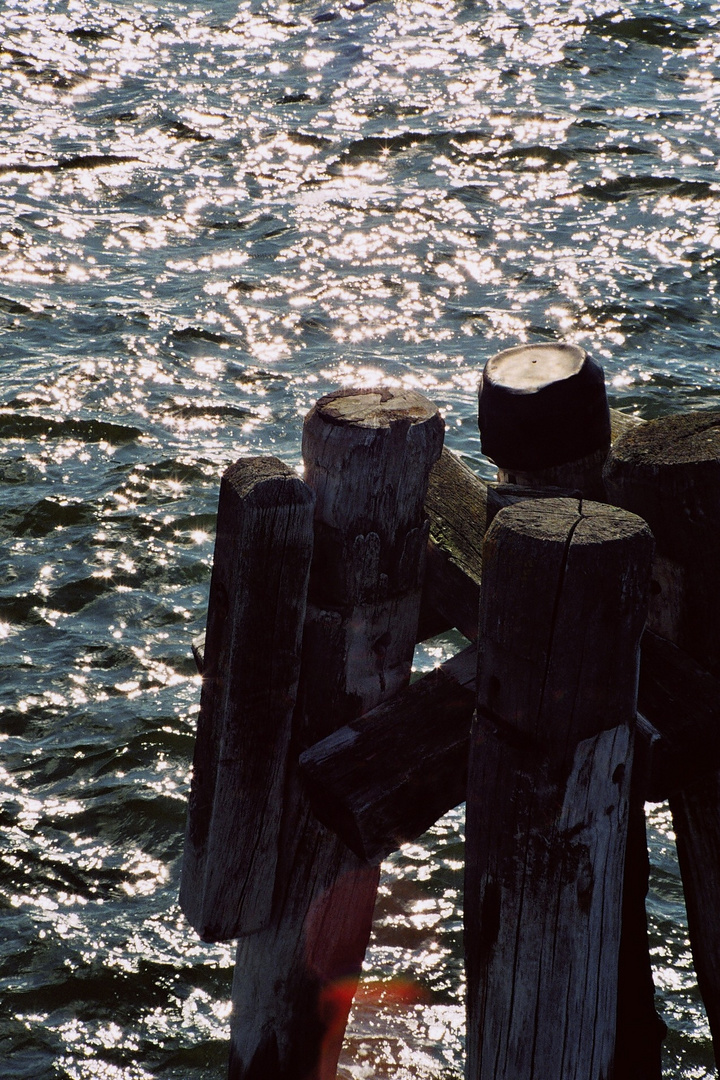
180;342;720;1079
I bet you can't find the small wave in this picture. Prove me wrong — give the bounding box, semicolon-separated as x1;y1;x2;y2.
164;402;250;422
0;296;33;314
277;91;312;105
0;459;42;483
0;153;137;176
1;498;95;538
67;26;111;42
0;592;43;623
451;184;495;206
287;130;332;149
141;459;212;483
586;13;705;50
340;131;439;162
169;326;235;345
163;119;213;143
579;176;718;202
228;278;257;294
49;576;115;614
204;217;255;231
0;412;142;444
2;956;174;1013
61;791;183;852
500;145;575;170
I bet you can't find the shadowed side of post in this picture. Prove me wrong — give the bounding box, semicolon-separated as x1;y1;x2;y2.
605;409;720;1060
179;456;315;942
465;498;653;1080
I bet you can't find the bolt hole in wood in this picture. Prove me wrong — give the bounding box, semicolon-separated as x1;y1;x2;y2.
180;342;718;1080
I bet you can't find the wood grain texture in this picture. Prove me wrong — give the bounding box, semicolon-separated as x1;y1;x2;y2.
606;409;720;1060
604;409;720;674
465;498;653;1080
420;447;489;640
227;387;444;1080
419;408;643;642
179;457;314;942
299;644;477;864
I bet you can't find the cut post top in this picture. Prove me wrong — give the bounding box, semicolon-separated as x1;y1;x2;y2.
302;387;445;605
222;455;314;508
485;496;651;548
604;409;720;557
484;342;586;392
309;386;440;429
478;342;611;473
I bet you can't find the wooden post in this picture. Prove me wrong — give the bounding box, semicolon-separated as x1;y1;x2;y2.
466;498;653;1080
228;388;444;1080
479;344;663;1078
605;409;720;1059
478;343;611;497
179;457;314;941
299;643;477;864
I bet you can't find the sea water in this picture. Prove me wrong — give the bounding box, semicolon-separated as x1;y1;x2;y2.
1;0;719;1076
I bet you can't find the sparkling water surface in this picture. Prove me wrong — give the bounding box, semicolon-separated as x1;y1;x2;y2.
1;0;720;1076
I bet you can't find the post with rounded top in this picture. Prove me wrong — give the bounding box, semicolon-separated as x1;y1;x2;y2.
478;341;664;1079
605;409;720;1060
465;497;653;1080
228;387;444;1080
478;342;611;497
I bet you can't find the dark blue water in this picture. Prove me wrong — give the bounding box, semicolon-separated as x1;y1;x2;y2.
1;0;719;1075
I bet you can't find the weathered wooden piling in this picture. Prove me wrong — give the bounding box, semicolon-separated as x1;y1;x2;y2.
227;388;444;1080
300;386;643;858
478;342;611;497
182;356;699;1078
300;418;720;817
465;497;653;1080
605;410;720;1058
179;457;315;941
301;348;665;1075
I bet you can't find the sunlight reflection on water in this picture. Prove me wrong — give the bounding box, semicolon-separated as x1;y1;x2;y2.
1;0;720;1075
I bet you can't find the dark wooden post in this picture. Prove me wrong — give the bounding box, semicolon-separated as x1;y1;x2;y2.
300;643;477;864
466;498;653;1080
179;457;315;941
478;342;611;497
605;409;720;1059
228;388;444;1080
479;342;664;1078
